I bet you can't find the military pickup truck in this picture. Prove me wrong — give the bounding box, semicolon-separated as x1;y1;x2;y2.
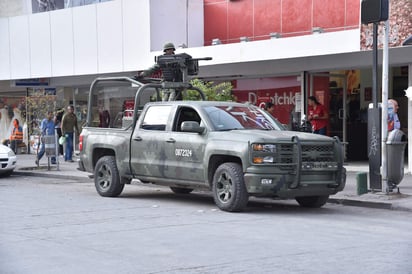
78;54;345;212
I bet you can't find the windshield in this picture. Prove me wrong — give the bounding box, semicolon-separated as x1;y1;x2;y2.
203;105;284;131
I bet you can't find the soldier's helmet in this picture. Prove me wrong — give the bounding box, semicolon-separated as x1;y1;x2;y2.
163;42;176;52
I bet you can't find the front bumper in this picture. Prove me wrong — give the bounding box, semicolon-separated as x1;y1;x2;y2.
244;167;346;198
0;155;17;173
245;136;346;198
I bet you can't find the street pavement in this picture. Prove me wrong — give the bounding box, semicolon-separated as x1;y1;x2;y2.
12;153;412;212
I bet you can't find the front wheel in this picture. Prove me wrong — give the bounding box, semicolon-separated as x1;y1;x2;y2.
212;162;249;212
94;156;124;197
296;195;329;208
0;170;13;177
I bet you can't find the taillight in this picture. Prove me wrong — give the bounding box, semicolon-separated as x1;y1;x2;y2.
79;135;83;151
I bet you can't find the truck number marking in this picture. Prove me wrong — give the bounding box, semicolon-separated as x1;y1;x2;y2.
175;148;192;157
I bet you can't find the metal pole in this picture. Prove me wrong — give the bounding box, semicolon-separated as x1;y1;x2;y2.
368;22;382;190
381;20;389;192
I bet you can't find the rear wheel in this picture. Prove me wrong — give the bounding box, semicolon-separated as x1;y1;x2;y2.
212;162;249;212
170;187;193;194
94;156;124;197
296;195;329;208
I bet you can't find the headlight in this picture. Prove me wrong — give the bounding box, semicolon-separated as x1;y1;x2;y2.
252;144;277;153
8;150;15;157
253;156;275;164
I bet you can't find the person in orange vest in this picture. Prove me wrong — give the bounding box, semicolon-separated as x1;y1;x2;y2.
2;119;23;153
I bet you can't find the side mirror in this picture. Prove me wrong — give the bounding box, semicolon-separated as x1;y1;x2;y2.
181;121;204;133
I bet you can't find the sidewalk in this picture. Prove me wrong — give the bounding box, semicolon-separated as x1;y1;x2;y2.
12;153;412;212
14;153;90;181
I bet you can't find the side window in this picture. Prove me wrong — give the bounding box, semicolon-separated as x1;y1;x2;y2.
140;105;172;131
173;107;201;132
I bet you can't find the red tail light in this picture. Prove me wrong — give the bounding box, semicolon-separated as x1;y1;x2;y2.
79;135;83;151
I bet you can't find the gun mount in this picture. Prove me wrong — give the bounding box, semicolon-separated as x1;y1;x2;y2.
155;53;212;82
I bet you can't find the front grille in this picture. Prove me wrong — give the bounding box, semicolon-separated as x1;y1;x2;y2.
301;143;335;162
251;140;338;171
277;144;294;163
275;144;295;170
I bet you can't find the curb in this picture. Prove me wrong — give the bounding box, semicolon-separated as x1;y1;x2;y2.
329;197;412;212
13;170;88;181
328;197;393;210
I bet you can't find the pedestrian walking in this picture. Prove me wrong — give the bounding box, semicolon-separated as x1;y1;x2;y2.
61;105;79;162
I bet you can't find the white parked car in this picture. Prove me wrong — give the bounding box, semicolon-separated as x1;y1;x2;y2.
0;144;17;177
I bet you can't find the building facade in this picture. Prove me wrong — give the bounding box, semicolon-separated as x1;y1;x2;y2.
0;0;411;165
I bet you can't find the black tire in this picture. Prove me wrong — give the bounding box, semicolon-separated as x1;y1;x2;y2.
0;170;13;177
296;195;329;208
212;162;249;212
94;156;124;197
170;187;193;194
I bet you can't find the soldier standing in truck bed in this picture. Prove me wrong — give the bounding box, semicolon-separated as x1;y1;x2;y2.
139;42;176;78
138;42;179;101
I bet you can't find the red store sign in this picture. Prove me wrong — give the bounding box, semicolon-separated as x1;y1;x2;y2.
233;87;300;124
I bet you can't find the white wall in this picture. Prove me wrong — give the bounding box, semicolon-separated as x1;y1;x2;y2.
0;0;205;80
0;18;11;79
97;0;123;73
73;4;98;75
29;12;52;77
122;0;151;71
50;8;74;76
149;0;204;51
9;15;30;79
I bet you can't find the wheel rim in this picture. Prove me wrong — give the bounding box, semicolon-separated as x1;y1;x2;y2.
216;172;233;203
97;163;112;190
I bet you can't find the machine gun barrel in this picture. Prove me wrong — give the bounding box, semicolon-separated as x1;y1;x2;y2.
194;57;212;61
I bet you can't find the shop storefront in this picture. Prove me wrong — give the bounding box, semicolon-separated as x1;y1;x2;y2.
0;81;90;154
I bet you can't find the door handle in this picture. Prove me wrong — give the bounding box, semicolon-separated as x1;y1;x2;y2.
133;136;142;141
166;138;176;143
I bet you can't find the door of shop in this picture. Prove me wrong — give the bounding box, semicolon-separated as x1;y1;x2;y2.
309;73;348;158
